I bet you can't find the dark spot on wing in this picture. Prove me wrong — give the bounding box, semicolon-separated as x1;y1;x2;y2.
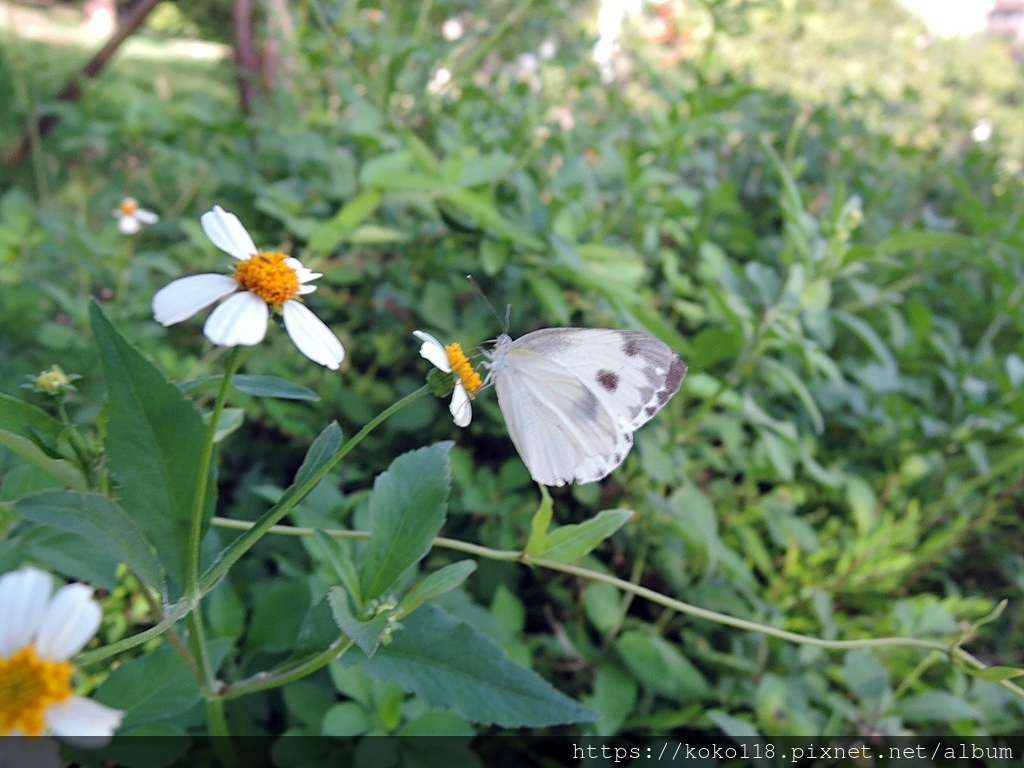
644;405;656;416
596;369;619;392
613;452;623;464
623;336;642;357
665;358;687;395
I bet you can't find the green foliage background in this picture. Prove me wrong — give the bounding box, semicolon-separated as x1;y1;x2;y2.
1;0;1023;741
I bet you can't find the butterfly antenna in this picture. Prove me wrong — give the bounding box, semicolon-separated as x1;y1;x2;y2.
466;275;507;332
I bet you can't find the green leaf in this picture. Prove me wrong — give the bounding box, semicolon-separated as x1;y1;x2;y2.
762;357;824;434
360;442;453;601
961;665;1024;682
441;189;543;249
328;586;391;657
89;302;212;596
615;631;711;701
292;422;344;491
399;560;477;618
231;375;319;401
93;643;203;731
0;391;65;448
309;190;384;253
524;487;553;557
181;375;319;400
13;490;164;593
0;429;87;491
541;509;633;564
322;702;372;736
896;691;984;722
348;604;598;727
458;152;515;187
346;225;408;244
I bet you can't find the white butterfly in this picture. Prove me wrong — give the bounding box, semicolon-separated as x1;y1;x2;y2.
479;328;687;487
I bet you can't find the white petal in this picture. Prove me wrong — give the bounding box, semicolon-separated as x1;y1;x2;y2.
450;384;472;427
134;209;159;225
152;274;238;326
297;284;316;295
117;215;140;235
282;301;345;369
203;291;269;346
413;330;451;372
45;696;124;745
34;584;100;661
200;205;258;261
0;567;53;656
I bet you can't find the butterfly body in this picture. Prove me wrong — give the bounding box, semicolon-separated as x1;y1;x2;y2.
482;328;686;486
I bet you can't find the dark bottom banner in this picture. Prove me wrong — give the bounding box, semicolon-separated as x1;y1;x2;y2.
1;733;1018;768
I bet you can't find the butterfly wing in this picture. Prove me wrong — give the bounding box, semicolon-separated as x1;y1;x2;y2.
493;328;686;486
493;346;631;486
514;328;686;430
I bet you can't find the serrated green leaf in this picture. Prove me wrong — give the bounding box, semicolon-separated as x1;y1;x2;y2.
89;301;212;596
231;375;319;401
399;560;477;618
348;604;598;727
541;509;633;564
360;442;453;601
524;487;553;557
329;587;391;657
13;490;164;593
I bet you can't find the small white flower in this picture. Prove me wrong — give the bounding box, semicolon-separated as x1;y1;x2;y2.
414;331;480;427
113;197;159;235
441;17;464;41
0;567;124;743
152;205;345;370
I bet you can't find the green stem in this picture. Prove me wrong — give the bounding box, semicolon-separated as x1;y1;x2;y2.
205;698;230;736
197;386;430;594
207;516;1024;701
219;638;354;700
76;597;196;666
186;348;244;599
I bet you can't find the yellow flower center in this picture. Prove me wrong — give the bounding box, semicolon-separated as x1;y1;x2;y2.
0;646;74;736
119;199;138;215
35;365;70;394
233;251;301;308
445;343;482;393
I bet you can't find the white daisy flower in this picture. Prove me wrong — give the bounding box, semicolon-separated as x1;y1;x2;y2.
152;205;345;370
113;197;159;235
413;330;481;427
0;567;124;744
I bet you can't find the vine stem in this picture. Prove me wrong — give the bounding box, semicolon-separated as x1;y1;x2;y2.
205;516;1024;701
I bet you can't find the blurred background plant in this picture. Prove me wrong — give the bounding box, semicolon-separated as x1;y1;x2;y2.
1;0;1023;741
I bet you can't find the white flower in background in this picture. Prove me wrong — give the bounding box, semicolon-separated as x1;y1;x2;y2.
152;205;345;370
441;17;464;41
971;119;993;143
113;197;159;235
427;67;452;95
0;567;123;743
414;331;480;427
